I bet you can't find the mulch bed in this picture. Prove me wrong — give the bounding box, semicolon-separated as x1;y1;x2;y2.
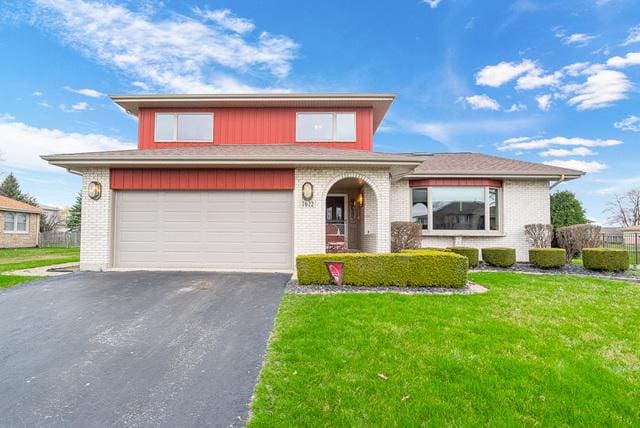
474;262;640;283
286;280;488;295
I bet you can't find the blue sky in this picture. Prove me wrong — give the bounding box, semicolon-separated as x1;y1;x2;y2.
0;0;639;223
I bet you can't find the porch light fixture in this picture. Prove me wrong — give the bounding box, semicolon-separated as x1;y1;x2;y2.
356;192;364;207
88;181;102;200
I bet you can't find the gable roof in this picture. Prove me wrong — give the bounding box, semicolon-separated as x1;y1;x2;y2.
111;93;395;132
407;152;584;179
0;195;42;214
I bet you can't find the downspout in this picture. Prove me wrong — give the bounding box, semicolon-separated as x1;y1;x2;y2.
550;174;566;190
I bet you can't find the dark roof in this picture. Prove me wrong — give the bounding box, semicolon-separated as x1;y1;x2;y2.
407;152;584;178
0;195;42;214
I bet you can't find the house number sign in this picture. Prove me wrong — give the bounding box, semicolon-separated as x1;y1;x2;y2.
301;182;315;207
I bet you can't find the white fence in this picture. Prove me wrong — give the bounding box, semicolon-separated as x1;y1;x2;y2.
39;231;80;248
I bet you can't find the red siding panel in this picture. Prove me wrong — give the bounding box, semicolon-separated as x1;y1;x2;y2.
111;169;295;190
137;107;373;151
409;178;503;188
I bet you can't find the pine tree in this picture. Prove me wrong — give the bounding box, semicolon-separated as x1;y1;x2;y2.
66;192;82;231
0;173;23;200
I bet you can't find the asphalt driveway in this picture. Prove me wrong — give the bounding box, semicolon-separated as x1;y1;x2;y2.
0;271;289;427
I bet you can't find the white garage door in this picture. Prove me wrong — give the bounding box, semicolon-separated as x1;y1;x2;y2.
114;190;293;271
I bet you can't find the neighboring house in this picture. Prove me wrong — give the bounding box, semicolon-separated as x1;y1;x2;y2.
42;93;583;271
0;195;42;249
40;205;66;232
623;225;640;246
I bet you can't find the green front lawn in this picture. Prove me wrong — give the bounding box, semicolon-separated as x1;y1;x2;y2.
0;274;41;289
0;247;79;273
250;273;640;426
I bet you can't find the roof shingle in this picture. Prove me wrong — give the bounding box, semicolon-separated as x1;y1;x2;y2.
0;195;42;214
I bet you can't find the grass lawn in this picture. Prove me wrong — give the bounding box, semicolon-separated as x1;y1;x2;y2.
0;247;79;273
0;274;41;289
250;273;640;426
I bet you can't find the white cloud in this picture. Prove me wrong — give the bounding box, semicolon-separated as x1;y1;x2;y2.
498;136;623;151
562;62;591;76
535;94;552;111
64;86;104;98
516;69;562;90
539;147;596;157
606;52;640;68
32;91;43;96
132;81;150;91
408;117;540;144
614;115;640;132
424;0;443;8
506;103;527;112
31;0;299;93
58;102;91;112
593;175;640;195
621;24;640;46
37;101;50;108
463;94;501;110
465;17;475;30
560;33;597;46
0;115;134;171
475;59;536;87
565;69;631;110
193;8;255;34
543;159;607;173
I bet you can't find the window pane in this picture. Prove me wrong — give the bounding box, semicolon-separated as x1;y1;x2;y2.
335;113;356;141
411;189;429;229
489;188;499;231
432;187;485;230
297;113;333;141
16;214;27;232
155;114;175;141
177;114;213;141
4;212;14;232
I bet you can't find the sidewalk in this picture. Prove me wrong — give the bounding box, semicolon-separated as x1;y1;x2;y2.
3;262;79;277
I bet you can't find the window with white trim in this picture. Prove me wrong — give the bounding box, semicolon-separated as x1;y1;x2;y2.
4;212;28;233
411;186;501;231
154;113;213;142
296;112;356;142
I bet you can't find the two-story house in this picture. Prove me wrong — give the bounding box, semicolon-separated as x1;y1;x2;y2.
43;93;583;272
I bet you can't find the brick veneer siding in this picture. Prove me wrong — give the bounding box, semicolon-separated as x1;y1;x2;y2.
393;179;551;261
293;167;391;256
79;168;113;271
0;212;40;248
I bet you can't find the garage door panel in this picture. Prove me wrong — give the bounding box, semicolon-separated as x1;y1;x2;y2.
115;190;292;270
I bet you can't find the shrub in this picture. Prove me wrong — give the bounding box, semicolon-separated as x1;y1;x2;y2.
524;224;554;248
555;224;602;262
446;247;479;268
582;248;629;272
482;247;516;267
529;248;566;269
390;222;422;253
296;251;468;288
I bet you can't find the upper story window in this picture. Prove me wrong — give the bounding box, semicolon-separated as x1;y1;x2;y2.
296;112;356;142
4;212;28;233
155;113;213;142
411;186;501;232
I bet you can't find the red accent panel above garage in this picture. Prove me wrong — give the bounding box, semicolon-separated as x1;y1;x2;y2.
137;107;373;151
110;168;295;190
409;178;503;188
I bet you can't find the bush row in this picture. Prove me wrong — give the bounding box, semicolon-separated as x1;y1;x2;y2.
296;250;468;288
582;248;629;272
529;248;566;269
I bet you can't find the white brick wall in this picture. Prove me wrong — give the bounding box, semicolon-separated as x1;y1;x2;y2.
294;167;391;255
393;179;551;261
79;168;112;271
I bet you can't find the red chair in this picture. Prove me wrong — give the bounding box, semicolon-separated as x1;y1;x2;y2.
326;224;347;252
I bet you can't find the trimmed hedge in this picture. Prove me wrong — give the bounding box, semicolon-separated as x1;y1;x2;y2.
482;247;516;267
582;248;629;272
529;248;566;269
296;251;468;288
446;247;479;268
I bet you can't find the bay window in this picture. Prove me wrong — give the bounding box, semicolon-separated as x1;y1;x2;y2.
411;186;502;232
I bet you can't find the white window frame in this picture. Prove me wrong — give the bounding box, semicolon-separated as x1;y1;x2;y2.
154;112;214;143
3;211;29;234
411;186;503;234
296;112;357;142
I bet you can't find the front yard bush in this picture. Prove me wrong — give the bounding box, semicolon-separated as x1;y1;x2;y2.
582;248;629;272
555;224;602;262
446;247;479;268
529;248;566;269
390;222;422;252
296;250;468;288
482;247;516;267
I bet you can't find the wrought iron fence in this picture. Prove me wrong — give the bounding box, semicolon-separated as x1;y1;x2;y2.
601;232;639;267
39;230;80;248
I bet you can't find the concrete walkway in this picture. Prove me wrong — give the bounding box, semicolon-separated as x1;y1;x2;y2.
3;261;79;276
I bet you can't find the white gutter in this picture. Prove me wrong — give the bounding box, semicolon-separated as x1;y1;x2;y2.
549;174;566;190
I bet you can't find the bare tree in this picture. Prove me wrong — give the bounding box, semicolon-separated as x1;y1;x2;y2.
556;224;602;262
524;224;553;248
605;189;640;227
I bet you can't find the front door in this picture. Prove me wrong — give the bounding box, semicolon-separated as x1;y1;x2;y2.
326;195;347;251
